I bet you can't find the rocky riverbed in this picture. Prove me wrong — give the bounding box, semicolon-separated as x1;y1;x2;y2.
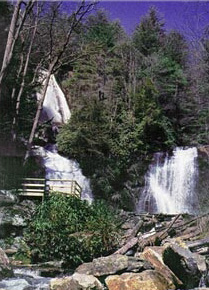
1;190;209;290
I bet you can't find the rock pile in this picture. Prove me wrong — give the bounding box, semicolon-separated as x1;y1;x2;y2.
49;213;209;290
0;192;209;290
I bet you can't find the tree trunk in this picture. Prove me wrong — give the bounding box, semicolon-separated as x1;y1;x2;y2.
0;0;22;87
0;0;36;94
12;12;38;140
25;1;96;160
26;66;53;154
114;237;138;255
11;34;25;101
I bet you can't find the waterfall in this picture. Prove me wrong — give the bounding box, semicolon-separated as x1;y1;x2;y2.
33;72;93;202
37;71;71;124
138;147;198;214
33;144;93;203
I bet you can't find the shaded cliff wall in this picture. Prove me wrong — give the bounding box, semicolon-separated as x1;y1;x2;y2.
197;146;209;213
0;138;25;190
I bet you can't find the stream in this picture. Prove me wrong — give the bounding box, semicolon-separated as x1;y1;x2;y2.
0;268;51;290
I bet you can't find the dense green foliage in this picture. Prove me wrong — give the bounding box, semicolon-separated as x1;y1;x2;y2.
24;194;121;267
1;3;209;208
57;8;188;208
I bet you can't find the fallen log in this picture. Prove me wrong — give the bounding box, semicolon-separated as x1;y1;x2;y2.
114;219;144;255
158;214;182;240
129;219;144;238
187;237;209;251
115;213;209;255
173;212;209;232
115;214;184;254
113;237;138;255
138;214;182;251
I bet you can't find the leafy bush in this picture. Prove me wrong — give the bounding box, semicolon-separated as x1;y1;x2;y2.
24;194;121;268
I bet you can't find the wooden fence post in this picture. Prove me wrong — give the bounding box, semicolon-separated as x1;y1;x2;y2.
44;178;50;201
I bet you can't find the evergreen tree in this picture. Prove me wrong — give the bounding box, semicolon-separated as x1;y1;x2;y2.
133;7;164;56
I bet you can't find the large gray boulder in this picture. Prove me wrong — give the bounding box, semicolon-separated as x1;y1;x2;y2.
142;246;183;289
75;254;152;277
50;273;103;290
163;242;202;289
0;191;16;206
0;201;35;240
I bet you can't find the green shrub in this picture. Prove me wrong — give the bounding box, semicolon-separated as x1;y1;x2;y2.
24;194;121;268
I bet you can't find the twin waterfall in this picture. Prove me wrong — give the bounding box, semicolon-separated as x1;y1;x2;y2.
138;147;198;214
36;72;199;213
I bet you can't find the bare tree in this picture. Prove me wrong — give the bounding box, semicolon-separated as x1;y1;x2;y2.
26;1;96;157
11;2;41;141
0;0;36;92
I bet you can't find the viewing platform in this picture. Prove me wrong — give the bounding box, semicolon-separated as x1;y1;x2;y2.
18;178;82;199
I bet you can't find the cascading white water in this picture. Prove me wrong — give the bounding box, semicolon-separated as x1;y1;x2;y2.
32;145;93;203
37;71;71;124
42;145;93;202
0;268;51;290
34;72;93;202
138;147;198;214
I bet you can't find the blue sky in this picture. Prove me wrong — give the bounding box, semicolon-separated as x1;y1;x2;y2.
95;1;209;37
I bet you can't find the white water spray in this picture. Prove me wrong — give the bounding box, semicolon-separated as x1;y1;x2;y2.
32;145;93;203
44;145;93;202
34;72;93;202
138;147;198;214
37;71;71;124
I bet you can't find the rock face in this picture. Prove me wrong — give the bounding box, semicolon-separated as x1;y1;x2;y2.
75;254;152;277
163;242;202;289
0;191;16;206
0;247;13;279
0;200;35;240
105;270;173;290
142;246;183;289
50;273;103;290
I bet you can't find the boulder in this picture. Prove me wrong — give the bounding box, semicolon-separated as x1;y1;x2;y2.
0;202;35;239
50;273;103;290
75;254;152;277
163;242;202;289
105;270;173;290
0;278;29;290
0;247;13;279
0;190;16;206
142;246;183;288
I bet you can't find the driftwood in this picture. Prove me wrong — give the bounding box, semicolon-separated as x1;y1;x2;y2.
138;214;182;251
176;228;201;241
129;219;144;238
114;219;144;255
114;237;138;255
173;212;209;232
187;237;209;251
115;213;209;256
115;215;182;254
158;214;182;240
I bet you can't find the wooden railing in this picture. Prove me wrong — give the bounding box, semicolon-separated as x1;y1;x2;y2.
46;179;82;198
18;178;82;198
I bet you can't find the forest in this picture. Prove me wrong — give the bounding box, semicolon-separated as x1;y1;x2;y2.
0;1;209;210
